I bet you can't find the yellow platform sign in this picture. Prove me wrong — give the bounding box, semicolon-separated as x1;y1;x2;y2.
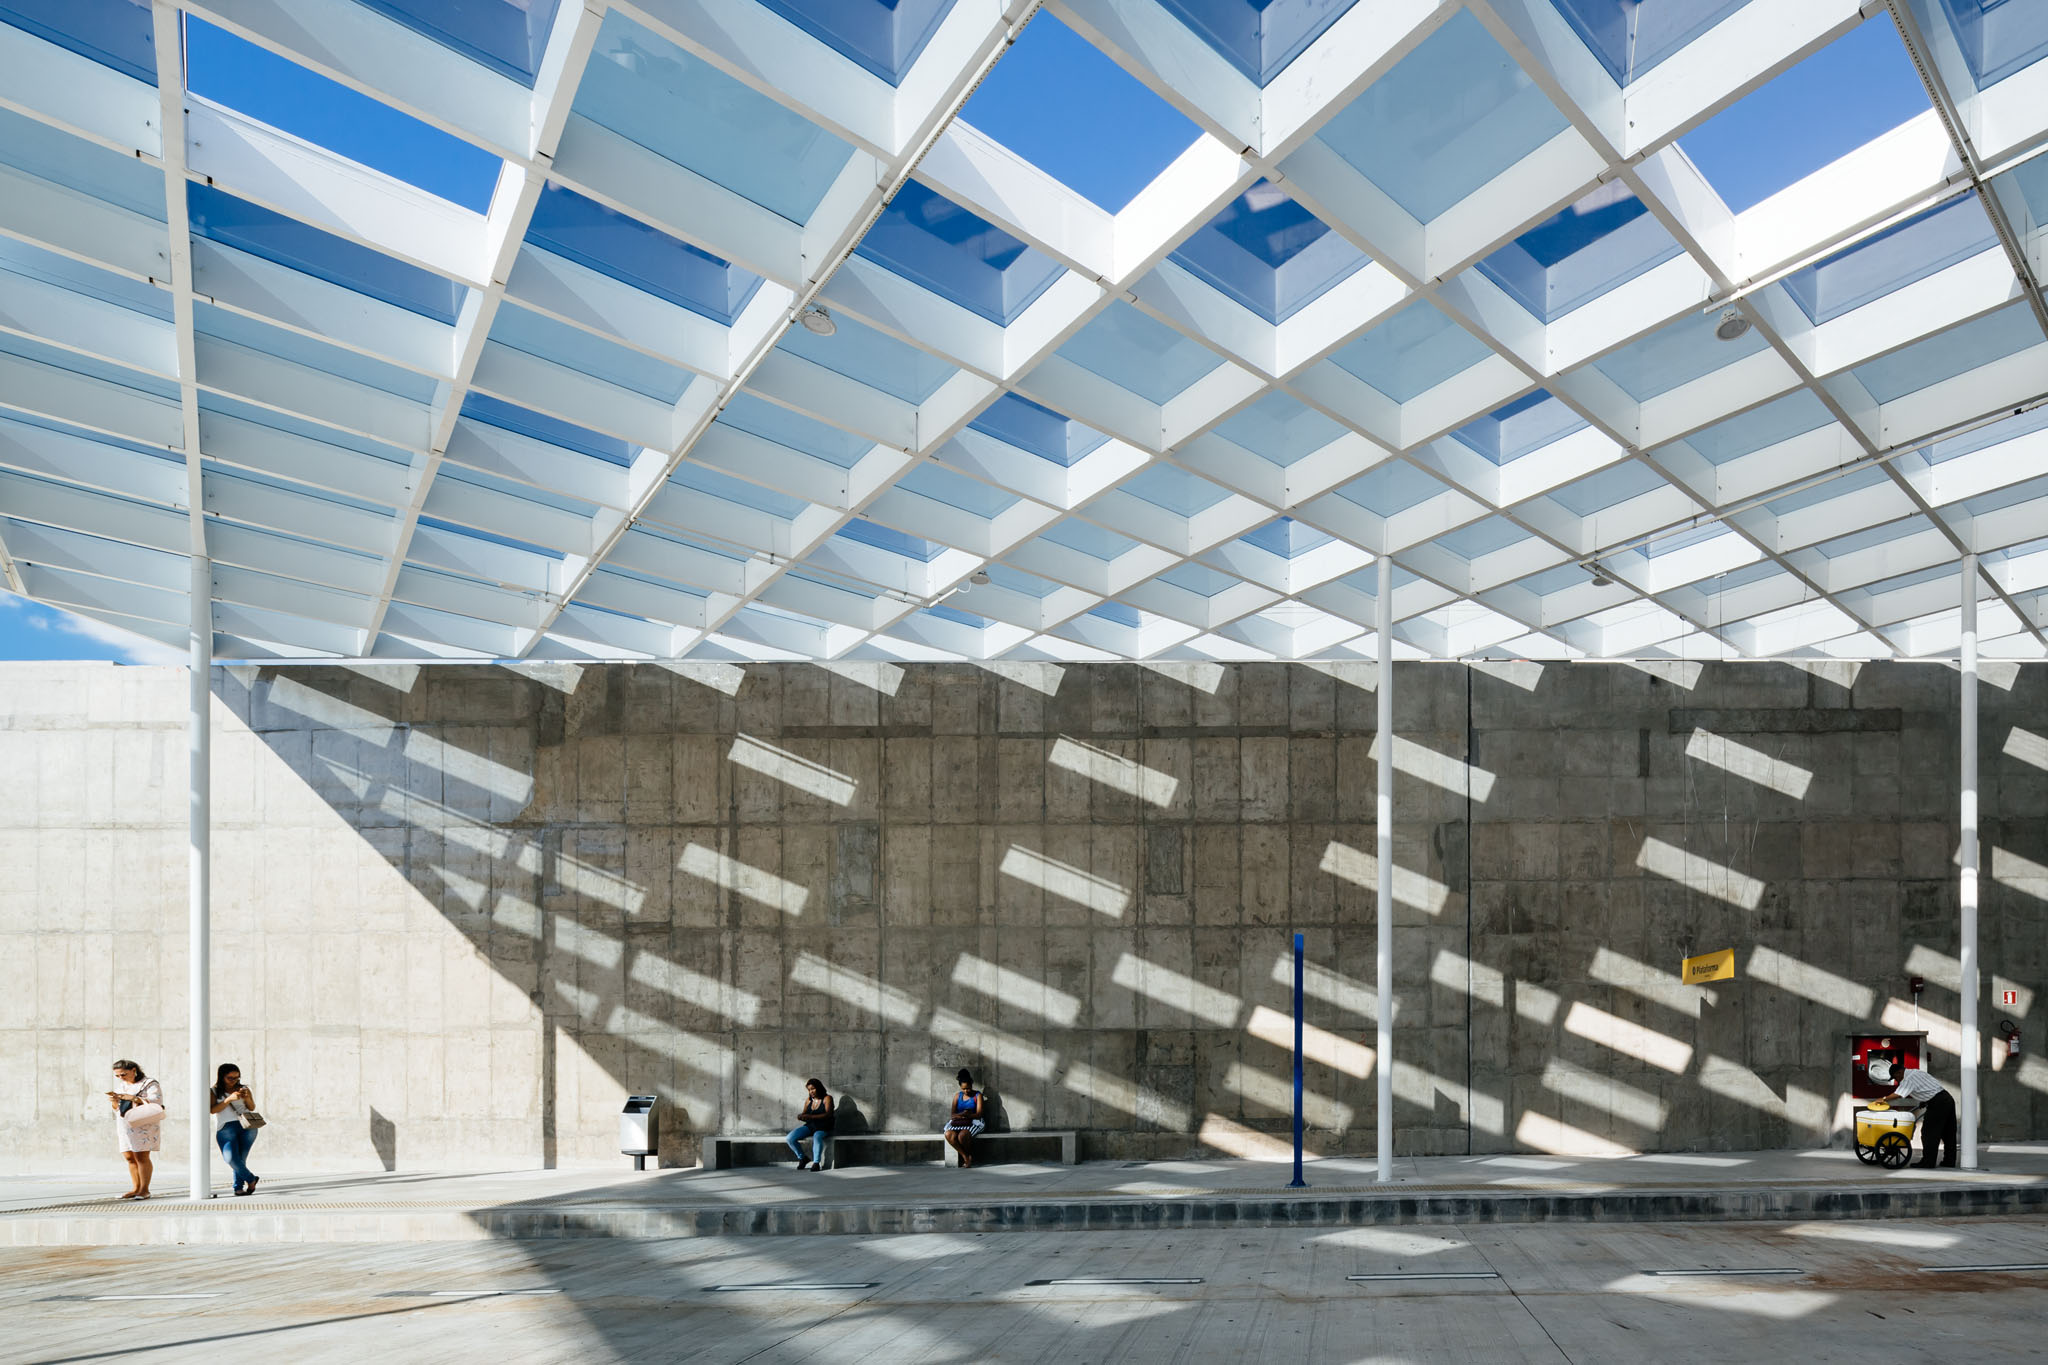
1682;948;1736;984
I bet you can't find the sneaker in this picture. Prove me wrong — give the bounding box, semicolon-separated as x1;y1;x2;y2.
796;1160;810;1171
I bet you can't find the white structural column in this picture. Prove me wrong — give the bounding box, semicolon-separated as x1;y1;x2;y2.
187;552;211;1200
1375;554;1393;1184
1959;553;1980;1169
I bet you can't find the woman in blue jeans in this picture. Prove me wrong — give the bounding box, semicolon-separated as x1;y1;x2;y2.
786;1079;834;1171
209;1063;260;1196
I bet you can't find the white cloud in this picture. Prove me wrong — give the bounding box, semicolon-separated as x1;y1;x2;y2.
0;591;184;665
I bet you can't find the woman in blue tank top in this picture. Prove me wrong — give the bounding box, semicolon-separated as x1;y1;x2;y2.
943;1068;985;1168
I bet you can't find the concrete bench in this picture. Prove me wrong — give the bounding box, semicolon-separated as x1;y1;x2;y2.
700;1129;1077;1170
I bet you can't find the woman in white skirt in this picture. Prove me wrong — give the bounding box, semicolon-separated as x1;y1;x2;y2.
105;1059;164;1200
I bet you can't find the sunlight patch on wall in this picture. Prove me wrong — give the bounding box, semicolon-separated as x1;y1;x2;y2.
1199;1113;1313;1160
1881;998;1965;1058
1113;952;1241;1026
1746;946;1875;1016
1139;660;1224;694
953;954;1082;1025
1787;1222;1959;1250
1904;944;2036;1016
1541;1057;1666;1129
1226;1062;1352;1128
548;849;649;914
928;1007;1060;1078
979;660;1066;695
1246;1004;1374;1077
1469;660;1544;691
654;661;747;695
815;660;904;696
629;952;760;1025
1049;736;1180;806
424;730;536;807
1684;729;1812;798
1516;981;1561;1025
1616;659;1703;689
1272;953;1386;1019
1991;846;2048;900
678;841;809;913
1002;845;1131;915
2004;726;2048;772
267;675;400;742
791;951;921;1025
1515;1111;1632;1156
1564;1000;1693;1072
1428;949;1505;1008
551;916;623;968
1636;835;1764;910
601;1005;732;1063
1699;1055;1784;1114
1062;1062;1191;1127
1589;947;1715;1016
728;733;858;805
1319;840;1455;914
1369;734;1497;801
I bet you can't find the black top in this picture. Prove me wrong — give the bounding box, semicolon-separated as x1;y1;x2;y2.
799;1095;834;1132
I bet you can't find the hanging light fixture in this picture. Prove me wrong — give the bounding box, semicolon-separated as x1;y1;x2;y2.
799;304;836;336
1713;308;1751;341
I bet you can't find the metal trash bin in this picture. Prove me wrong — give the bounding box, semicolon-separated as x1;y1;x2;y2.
620;1095;658;1170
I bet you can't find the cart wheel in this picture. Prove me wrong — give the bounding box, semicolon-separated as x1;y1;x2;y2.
1876;1133;1912;1169
1854;1143;1878;1164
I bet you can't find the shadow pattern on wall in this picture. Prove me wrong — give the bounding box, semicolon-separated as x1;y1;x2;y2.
198;659;2047;1168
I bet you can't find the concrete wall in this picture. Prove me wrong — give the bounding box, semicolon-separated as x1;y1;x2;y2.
2;659;2042;1172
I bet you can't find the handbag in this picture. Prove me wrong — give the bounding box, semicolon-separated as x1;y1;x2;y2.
125;1102;165;1126
242;1110;267;1129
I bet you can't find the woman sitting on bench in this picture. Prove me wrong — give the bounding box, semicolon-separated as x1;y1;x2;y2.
944;1069;985;1168
787;1078;834;1171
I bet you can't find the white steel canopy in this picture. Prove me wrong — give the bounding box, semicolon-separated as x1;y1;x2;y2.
1;0;2046;664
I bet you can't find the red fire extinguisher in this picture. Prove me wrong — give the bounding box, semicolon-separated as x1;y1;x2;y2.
2001;1019;2021;1060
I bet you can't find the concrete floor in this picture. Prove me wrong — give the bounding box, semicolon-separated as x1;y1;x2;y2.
9;1215;2046;1363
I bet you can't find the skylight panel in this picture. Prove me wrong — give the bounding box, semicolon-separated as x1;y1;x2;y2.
1676;18;1931;213
525;184;763;326
1330;461;1450;514
958;13;1202;212
1677;390;1835;465
1848;301;2043;402
1451;392;1588;464
1039;517;1140;560
835;519;946;561
194;303;438;404
1211;393;1348;465
0;106;165;219
187;185;466;324
1917;401;2048;463
1329;301;1492;403
1154;0;1361;86
893;463;1019;519
1909;0;2048;89
667;462;811;519
774;313;957;404
1240;517;1335;558
1168;179;1368;323
1780;193;1997;324
487;303;693;404
199;390;413;470
1315;10;1568;223
1055;303;1224;404
184;19;504;213
1548;0;1750;85
1116;465;1232;517
575;11;853;225
0;237;170;321
460;393;635;466
1545;462;1666;516
1472;182;1683;322
855;180;1065;325
1436;516;1527;560
415;515;566;562
967;394;1110;466
754;0;955;86
356;0;561;86
1764;464;1889;515
1155;561;1243;596
1590;308;1766;401
0;0;154;83
0;330;177;402
718;393;874;470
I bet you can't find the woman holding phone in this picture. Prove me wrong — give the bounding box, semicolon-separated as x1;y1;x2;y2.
209;1063;262;1196
105;1060;163;1200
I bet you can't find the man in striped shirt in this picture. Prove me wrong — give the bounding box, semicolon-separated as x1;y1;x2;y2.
1882;1063;1958;1168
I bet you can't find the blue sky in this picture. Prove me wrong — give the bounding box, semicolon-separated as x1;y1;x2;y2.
0;7;1938;665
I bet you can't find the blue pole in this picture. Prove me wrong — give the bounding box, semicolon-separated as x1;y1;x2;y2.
1291;931;1306;1188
